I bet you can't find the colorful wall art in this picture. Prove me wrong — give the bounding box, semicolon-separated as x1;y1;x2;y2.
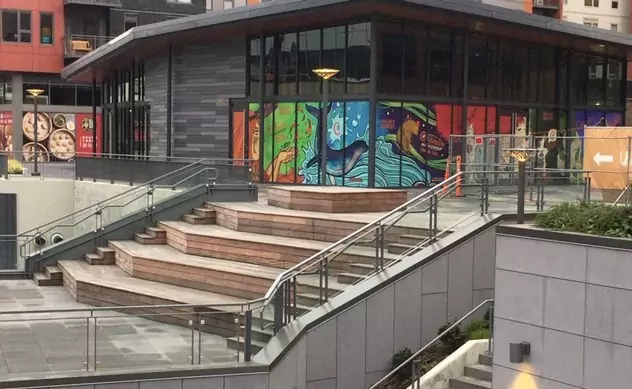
243;101;370;186
0;112;12;152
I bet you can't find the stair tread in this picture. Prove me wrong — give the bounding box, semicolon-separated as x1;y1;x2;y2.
135;233;153;239
158;222;398;260
58;260;248;307
85;253;101;259
206;201;434;230
451;376;492;388
467;364;492;373
97;247;115;253
147;227;165;233
110;241;348;292
350;263;376;269
45;265;62;273
33;273;50;280
337;272;364;280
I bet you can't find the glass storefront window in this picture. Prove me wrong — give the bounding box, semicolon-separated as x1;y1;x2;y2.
467;33;486;101
486;39;498;101
347;23;371;94
452;33;464;98
587;56;605;106
539;47;556;104
298;30;321;95
514;44;528;102
278;33;298;96
403;24;426;96
264;36;275;97
527;46;538;103
571;53;588;105
426;28;451;97
559;50;568;104
376;21;403;94
606;58;623;108
322;26;346;94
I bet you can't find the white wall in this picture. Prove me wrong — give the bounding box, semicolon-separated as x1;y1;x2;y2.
562;0;629;32
0;179;75;235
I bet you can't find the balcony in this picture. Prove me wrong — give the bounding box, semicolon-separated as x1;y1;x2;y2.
63;0;122;7
64;34;114;58
533;0;560;9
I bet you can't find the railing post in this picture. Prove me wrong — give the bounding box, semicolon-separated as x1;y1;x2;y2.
412;359;421;389
323;256;329;302
479;176;485;216
374;223;381;271
273;283;284;334
244;309;253;362
432;192;438;240
428;195;434;241
318;259;324;305
488;301;494;357
379;223;385;270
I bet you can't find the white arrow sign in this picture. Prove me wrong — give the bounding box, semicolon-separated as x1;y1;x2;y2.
594;152;613;166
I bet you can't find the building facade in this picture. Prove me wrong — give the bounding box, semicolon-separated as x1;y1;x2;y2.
0;0;260;160
63;0;632;188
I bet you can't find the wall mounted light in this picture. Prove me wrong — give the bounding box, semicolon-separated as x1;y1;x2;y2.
509;342;531;363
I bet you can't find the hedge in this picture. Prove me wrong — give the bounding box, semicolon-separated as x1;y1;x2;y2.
534;202;632;238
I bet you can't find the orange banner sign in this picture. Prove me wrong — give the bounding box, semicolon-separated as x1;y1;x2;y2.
583;127;632;190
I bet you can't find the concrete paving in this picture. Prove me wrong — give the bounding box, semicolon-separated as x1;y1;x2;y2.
0;280;239;378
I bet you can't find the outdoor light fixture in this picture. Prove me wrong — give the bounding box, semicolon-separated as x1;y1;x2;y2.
509;342;531;363
507;148;536;225
26;88;46;177
312;68;340;186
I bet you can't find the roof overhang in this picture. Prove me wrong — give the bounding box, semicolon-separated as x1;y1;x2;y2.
62;0;632;83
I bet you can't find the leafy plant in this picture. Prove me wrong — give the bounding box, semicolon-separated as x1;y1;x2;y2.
7;159;23;174
392;347;413;379
438;321;466;353
535;202;632;238
468;328;490;340
463;319;489;340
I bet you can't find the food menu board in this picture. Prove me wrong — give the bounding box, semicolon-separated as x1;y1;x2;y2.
22;112;76;162
75;113;102;155
0;112;12;152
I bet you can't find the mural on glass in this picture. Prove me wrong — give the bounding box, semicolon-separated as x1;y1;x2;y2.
375;102;451;187
300;101;370;186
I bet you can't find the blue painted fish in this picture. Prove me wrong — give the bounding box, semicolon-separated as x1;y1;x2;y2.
306;140;368;177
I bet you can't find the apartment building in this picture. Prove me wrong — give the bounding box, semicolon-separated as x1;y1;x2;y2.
0;0;258;158
562;0;629;32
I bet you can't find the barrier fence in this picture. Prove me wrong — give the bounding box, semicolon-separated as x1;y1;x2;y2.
0;151;253;185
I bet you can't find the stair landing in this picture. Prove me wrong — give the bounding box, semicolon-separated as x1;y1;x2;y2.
267;186;408;213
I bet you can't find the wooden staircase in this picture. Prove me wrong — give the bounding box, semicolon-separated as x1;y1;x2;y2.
32;186;442;355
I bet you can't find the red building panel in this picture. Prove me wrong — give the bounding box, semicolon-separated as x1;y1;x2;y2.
0;0;64;73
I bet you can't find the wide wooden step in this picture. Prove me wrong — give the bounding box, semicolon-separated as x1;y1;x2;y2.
183;214;214;225
33;272;62;287
134;233;166;245
108;240;347;301
57;260;247;339
45;265;63;280
207;202;431;244
84;252;114;265
158;221;397;271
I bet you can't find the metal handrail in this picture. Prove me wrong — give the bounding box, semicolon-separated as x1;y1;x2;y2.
17;159;207;239
258;172;464;307
369;299;494;389
23;166;221;260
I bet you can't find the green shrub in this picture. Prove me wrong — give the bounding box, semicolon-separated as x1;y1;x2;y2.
535;202;632;238
468;328;490;340
7;159;23;174
438;321;466;353
392;347;413;380
463;319;488;340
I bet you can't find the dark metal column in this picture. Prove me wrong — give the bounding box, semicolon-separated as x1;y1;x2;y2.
166;46;173;158
258;35;266;183
130;63;136;156
92;77;97;155
461;32;469;138
368;18;378;188
517;160;526;224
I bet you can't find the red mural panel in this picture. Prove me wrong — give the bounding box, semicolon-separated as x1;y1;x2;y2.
75;113;102;155
466;106;486;135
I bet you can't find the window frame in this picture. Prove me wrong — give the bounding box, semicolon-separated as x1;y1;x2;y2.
612;0;619;8
39;12;53;45
18;11;31;43
584;0;599;6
